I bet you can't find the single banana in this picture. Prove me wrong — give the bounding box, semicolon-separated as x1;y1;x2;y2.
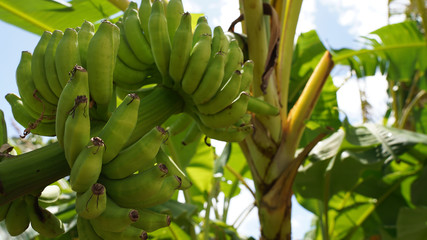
192;51;226;105
75;183;107;219
120;225;148;240
32;31;59;105
24;195;65;238
196;70;242;115
55;65;89;147
132;208;171;232
166;112;193;136
138;0;152;43
102;126;166;179
38;185;61;203
77;216;103;240
98;93;140;164
166;0;184;42
192;16;211;47
123;1;138;20
87;20;119;105
181;120;202;146
196;120;253;142
89;197;139;233
156;149;192;189
70;137;105;193
247;96;280;116
211;26;229;57
169;12;192;85
55;28;81;88
197;92;250;128
181;34;212;94
124;9;154;65
99;163;169;207
239;60;254;92
78;20;95;69
0;201;11;221
5;197;30;236
45;30;64;98
63;95;90;167
113;56;151;90
222;39;244;87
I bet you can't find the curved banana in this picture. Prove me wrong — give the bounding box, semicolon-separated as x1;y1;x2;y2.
181;120;202;146
192;51;226;105
192;16;211;47
5;197;30;236
166;112;193;136
197;92;250;128
196;120;253;142
123;1;138;20
247;96;280;116
196;70;242;115
138;0;152;43
77;216;102;240
222;39;244;87
166;0;184;42
24;195;65;238
102;126;166;179
124;9;154;65
70;137;105;193
87;20;119;105
75;183;107;219
156;149;192;190
98;93;140;164
45;30;64;98
169;12;192;85
211;26;229;57
113;57;151;90
132;208;171;232
239;60;254;92
55;28;81;88
120;225;148;240
56;65;89;147
32;31;59;105
78;20;95;69
181;34;212;94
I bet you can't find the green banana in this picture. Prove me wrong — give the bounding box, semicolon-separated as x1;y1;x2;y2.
98;93;140;164
192;16;211;47
169;12;192;85
5;197;30;236
0;201;11;221
181;34;212;94
156;149;192;189
132;208;171;232
55;28;81;88
32;31;59;105
44;30;64;98
78;20;95;69
124;9;154;65
239;60;254;92
5;93;56;137
77;216;103;240
87;20;119;105
211;26;229;57
181;120;202;146
102;126;166;179
63;95;90;167
70;137;105;193
192;51;226;105
89;197;139;233
166;0;184;42
149;0;172;85
196;70;242;115
116;21;151;71
56;65;89;147
75;183;107;219
123;1;138;20
166;112;193;136
39;185;61;203
0;110;7;147
247;96;280;116
99;163;169;207
120;225;148;240
197;92;250;128
16;51;57;116
222;39;244;87
225;31;248;60
196;120;253;142
138;0;152;43
113;56;151;90
24;195;65;238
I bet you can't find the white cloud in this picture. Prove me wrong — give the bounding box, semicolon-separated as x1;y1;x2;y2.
296;0;317;35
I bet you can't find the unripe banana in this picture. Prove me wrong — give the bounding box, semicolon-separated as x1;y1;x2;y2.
196;120;253;142
166;0;184;42
123;1;138;20
55;28;81;88
156;149;192;189
121;225;148;240
91;223;122;240
99;164;169;207
138;0;152;43
32;31;59;105
192;51;226;105
247;96;280;116
0;110;7;147
239;60;254;92
87;20;119;105
211;26;229;57
225;31;248;60
113;55;151;90
0;201;11;221
63;95;90;167
132;208;171;232
166;112;193;136
24;195;65;238
98;93;140;164
198;92;250;128
45;30;64;98
39;185;61;203
192;16;211;47
181;121;202;146
5;197;30;236
196;70;242;115
102;126;166;179
169;12;192;85
89;197;139;233
56;65;89;147
75;183;107;219
181;34;212;94
222;39;244;87
124;9;154;65
77;216;103;240
78;20;95;69
70;137;105;193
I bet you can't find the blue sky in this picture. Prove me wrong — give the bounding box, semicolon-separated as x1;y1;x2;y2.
0;0;400;238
